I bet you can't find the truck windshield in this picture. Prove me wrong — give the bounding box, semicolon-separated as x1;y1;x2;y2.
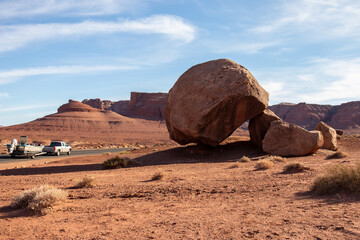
50;142;62;147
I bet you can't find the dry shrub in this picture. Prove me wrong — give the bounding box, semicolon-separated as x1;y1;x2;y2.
239;156;251;162
283;163;309;173
326;151;350;159
74;176;96;188
312;164;360;194
266;155;287;162
255;159;274;170
11;185;67;214
102;152;112;156
103;156;128;169
119;150;131;155
151;171;165;181
229;162;241;169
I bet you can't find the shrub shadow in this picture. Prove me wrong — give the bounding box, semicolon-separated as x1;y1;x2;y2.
0;163;102;176
0;206;33;219
295;190;360;204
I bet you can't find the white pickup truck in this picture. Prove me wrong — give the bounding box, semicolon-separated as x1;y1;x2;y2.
43;141;71;156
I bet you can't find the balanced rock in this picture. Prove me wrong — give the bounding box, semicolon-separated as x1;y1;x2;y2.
165;59;269;147
315;121;337;150
262;120;324;156
249;109;281;148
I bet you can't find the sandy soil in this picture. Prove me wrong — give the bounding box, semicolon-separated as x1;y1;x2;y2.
0;136;360;240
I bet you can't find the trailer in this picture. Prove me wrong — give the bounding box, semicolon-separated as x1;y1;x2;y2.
6;136;46;159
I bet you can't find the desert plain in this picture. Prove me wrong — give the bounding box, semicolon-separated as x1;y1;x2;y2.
0;133;359;239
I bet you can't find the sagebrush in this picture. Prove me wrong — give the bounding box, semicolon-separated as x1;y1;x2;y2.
239;156;251;162
311;164;360;194
283;163;309;173
151;171;165;181
103;156;129;169
74;176;96;188
11;185;67;214
255;159;274;170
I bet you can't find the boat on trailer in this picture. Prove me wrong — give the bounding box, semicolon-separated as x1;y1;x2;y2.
6;136;46;159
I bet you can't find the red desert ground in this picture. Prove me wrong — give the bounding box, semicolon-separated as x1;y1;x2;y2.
1;59;360;239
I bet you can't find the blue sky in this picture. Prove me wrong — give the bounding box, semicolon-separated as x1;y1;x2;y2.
1;0;360;126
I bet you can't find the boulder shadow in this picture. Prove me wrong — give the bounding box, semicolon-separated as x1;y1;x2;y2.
134;140;266;167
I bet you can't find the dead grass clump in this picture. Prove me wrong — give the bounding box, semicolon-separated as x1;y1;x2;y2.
326;151;350;159
11;185;67;214
229;162;241;169
119;150;131;155
239;156;251;162
255;159;274;170
283;163;310;173
265;155;287;162
311;164;360;194
74;176;96;188
102;156;129;169
151;171;165;181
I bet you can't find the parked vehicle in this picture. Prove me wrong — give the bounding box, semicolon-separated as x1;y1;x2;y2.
43;141;71;156
6;136;45;159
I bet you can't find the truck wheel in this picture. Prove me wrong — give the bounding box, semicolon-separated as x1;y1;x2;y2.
11;154;16;159
31;155;35;159
56;150;60;156
67;150;71;155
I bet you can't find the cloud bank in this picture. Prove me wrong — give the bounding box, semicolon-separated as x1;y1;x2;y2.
0;0;148;18
0;15;196;53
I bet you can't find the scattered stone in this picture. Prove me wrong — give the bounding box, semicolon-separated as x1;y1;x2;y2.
249;109;281;148
262;120;324;156
165;59;269;147
315;121;337;150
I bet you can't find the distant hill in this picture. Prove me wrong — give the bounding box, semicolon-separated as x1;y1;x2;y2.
0;100;169;145
83;93;360;133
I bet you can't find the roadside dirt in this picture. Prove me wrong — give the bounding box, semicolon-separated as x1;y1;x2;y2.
0;136;359;239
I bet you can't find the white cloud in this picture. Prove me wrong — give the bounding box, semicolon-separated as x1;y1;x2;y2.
0;64;137;85
253;0;360;40
257;57;360;105
212;41;280;54
0;0;147;18
0;104;57;113
0;93;9;98
0;15;196;53
299;58;360;103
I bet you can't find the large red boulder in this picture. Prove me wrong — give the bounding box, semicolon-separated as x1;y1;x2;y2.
165;59;269;147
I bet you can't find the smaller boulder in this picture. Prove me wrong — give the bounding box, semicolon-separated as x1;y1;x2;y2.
249;109;281;148
263;120;324;156
315;121;338;150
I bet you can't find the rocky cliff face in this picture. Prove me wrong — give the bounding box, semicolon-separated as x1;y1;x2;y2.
269;101;360;131
82;93;360;133
83;92;167;120
328;101;360;130
269;103;333;129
